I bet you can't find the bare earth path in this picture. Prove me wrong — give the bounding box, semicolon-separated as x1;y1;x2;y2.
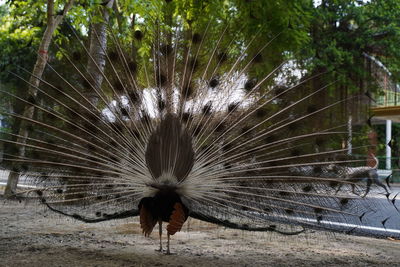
1;199;400;267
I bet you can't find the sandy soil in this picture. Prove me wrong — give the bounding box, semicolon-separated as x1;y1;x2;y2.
1;199;400;267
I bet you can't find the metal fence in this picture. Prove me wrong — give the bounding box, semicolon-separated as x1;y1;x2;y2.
374;89;400;108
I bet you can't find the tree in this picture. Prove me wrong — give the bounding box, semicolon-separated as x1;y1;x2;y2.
4;0;74;197
305;0;400;92
86;0;115;105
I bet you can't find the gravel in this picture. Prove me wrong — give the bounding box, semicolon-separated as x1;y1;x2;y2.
1;198;400;267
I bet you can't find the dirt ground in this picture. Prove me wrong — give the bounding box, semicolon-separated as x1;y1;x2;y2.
1;199;400;267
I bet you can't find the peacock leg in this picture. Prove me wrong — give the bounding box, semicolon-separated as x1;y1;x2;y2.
156;220;163;252
166;233;171;255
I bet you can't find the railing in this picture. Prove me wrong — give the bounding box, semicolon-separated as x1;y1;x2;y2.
374;89;400;108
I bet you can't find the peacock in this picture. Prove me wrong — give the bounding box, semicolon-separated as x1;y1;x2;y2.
1;0;399;255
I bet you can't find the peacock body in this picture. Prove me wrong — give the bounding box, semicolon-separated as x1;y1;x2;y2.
1;0;399;255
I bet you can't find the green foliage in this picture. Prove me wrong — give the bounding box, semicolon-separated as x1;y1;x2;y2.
0;0;399;104
0;1;41;89
301;0;400;93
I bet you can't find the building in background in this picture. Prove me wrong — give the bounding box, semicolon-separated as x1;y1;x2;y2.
367;53;400;182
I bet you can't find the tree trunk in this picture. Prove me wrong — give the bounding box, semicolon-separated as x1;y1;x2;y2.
4;0;75;197
61;0;115;200
86;0;115;105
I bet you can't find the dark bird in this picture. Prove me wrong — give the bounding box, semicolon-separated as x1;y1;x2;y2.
1;1;399;255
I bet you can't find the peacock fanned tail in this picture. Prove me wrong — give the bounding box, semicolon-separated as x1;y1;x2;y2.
0;0;399;254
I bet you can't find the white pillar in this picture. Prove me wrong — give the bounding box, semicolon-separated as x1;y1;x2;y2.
347;115;352;155
386;120;392;170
